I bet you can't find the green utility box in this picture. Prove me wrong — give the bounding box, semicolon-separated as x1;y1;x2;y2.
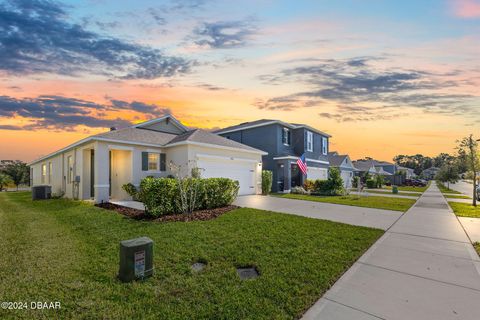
392;186;399;194
118;237;154;282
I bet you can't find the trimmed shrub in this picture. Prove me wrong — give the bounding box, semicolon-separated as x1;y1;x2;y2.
291;186;308;194
366;179;376;189
139;177;239;217
199;178;239;209
303;179;315;192
262;170;273;195
122;183;139;201
313;179;330;194
140;177;180;216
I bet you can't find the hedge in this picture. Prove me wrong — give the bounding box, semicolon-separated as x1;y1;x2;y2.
262;170;273;195
139;177;239;217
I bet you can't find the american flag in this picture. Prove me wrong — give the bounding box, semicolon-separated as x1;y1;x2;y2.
297;153;308;175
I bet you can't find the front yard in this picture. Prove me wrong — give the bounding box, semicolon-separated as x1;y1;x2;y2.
0;192;383;319
437;182;462;194
382;184;429;192
364;190;420;197
449;202;480;218
275;193;416;212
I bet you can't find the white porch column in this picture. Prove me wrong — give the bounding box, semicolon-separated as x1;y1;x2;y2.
94;141;110;203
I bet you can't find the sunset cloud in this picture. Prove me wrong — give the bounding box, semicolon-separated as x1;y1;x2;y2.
0;0;191;79
451;0;480;18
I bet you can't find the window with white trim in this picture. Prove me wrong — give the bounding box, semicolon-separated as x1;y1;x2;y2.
282;127;291;146
148;153;159;171
41;164;46;184
306;131;313;152
322;137;328;155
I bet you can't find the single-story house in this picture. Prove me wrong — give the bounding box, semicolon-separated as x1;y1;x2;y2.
328;152;356;188
397;166;415;179
422;167;440;180
29;115;267;203
352;160;378;178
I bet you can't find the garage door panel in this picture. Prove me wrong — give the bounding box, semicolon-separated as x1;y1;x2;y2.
197;159;256;195
307;167;328;180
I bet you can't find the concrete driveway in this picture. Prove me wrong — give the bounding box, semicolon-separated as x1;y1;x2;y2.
234;195;402;230
449;180;475;197
303;182;480;320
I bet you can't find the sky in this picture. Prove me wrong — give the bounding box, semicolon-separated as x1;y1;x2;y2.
0;0;479;162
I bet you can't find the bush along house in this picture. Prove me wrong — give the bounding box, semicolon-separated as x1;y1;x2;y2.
215;120;331;193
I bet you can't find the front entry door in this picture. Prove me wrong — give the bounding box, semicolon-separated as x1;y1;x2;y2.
291;163;302;188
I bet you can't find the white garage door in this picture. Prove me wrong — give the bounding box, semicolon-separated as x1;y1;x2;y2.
307;167;328;180
341;170;353;188
197;158;256;195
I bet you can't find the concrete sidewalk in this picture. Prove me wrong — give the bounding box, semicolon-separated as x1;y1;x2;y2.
303;182;480;320
234;195;401;230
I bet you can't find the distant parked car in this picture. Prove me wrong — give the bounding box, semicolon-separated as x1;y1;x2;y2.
405;179;427;187
476;186;480;200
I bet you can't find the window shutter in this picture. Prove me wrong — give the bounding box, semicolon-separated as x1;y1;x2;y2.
142;152;148;171
160;153;166;171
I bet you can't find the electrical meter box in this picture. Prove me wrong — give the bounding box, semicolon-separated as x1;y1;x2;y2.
118;236;153;282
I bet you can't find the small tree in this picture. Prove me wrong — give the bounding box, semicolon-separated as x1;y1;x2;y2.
261;170;273;195
375;175;384;188
328;167;344;195
2;161;29;191
436;164;459;189
352;176;360;188
457;135;480;206
0;173;12;191
169;160;200;214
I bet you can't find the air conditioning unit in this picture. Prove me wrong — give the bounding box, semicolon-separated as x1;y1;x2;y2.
32;185;52;200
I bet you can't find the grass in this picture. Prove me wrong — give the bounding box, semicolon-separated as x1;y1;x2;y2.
364;190;420;197
274;193;416;212
473;242;480;257
448;201;480;218
436;182;462;194
0;192;383;320
382;184;429;192
444;194;471;199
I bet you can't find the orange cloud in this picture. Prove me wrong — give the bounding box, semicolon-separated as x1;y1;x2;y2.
451;0;480;18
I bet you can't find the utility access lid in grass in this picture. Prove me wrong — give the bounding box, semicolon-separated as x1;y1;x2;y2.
236;266;259;280
191;262;206;272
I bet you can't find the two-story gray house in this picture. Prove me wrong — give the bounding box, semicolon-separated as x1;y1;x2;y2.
215;120;331;192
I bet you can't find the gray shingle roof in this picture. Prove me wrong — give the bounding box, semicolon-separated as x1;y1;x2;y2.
165;129;264;152
214;119;331;137
353;160;376;172
94;127;177;145
328;153;347;167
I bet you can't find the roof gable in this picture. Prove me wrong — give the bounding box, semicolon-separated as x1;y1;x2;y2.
133;115;188;134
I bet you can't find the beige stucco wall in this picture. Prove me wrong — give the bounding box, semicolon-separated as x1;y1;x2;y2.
31;139;264;202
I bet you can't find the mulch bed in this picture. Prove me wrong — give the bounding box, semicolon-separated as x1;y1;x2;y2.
95;202;238;222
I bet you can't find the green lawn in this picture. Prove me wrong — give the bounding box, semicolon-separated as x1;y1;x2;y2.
382;185;429;192
473;242;480;257
0;192;383;320
444;194;471;199
274;193;416;212
364;190;420;197
437;182;462;194
448;201;480;218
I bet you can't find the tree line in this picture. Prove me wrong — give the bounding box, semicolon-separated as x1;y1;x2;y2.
0;160;30;191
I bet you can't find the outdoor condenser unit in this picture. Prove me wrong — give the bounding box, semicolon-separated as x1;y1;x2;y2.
118;237;154;282
32;185;52;200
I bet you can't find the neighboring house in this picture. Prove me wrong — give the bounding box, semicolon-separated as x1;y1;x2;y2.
397;166;415;179
29;115;266;203
328;152;356;188
372;160;398;175
375;166;393;177
422;167;440;180
352;160;378;177
215;119;331;193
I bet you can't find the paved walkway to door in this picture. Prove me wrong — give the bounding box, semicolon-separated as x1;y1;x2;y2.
302;182;480;320
234;195;402;230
